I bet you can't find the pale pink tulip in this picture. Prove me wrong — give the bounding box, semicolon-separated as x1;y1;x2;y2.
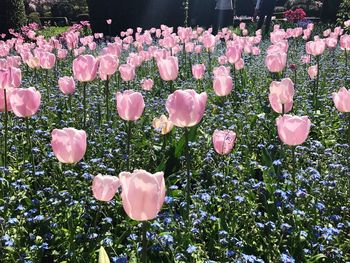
39;51;56;69
265;52;287;73
92;174;120;202
115;90;145;121
212;130;236;155
213;75;233;96
119;169;166;221
98;54;119;80
10;87;41;117
276;115;311;146
58;76;76;95
192;64;206;80
333;87;350;112
308;65;318;79
141;78;154;91
268;78;294;114
73;55;98;82
51;128;87;164
118;64;136;81
166;89;207;127
156;56;179;81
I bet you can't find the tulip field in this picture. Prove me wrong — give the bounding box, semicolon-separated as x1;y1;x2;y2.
1;20;350;262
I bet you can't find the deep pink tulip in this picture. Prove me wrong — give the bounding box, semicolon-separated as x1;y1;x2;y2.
10;87;41;117
92;174;120;202
276;115;311;146
333;87;350;112
308;65;318;79
98;54;119;80
212;130;237;155
192;64;206;80
39;51;56;69
118;64;136;81
58;76;76;95
73;55;99;82
115;90;145;121
156;56;179;81
268;78;294;114
166;89;207;127
141;78;154;91
119;169;166;221
213;75;233;96
51;128;87;164
265;52;287;73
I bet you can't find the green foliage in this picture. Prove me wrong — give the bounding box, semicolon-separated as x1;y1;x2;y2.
51;1;76;20
27;12;41;25
0;0;27;34
337;0;350;25
37;26;69;38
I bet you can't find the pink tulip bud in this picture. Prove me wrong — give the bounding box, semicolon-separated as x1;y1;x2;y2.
115;90;145;121
166;89;207;127
156;56;179;81
57;49;68;59
213;75;233;96
308;65;318;79
58;76;76;95
268;78;294;114
9;87;41;117
140;78;154;91
192;64;206;80
276;115;311;146
51;128;87;164
106;19;112;25
265;52;287;73
92;174;120;202
218;55;228;65
333;87;350;112
212;130;236;155
152;115;174;135
98;54;119;80
345;20;350;28
119;169;166;221
118;64;136;81
301;55;311;64
234;58;244;70
73;55;99;82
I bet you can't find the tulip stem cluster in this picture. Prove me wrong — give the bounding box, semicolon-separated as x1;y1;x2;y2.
184;127;191;222
3;89;8;170
25;118;35;176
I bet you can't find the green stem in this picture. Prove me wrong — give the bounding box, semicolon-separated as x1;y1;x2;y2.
83;82;87;129
347;113;350;145
25;118;35;176
345;50;348;69
315;55;320;109
105;77;110;122
127;121;132;171
3;88;8;170
169;80;175;93
291;146;296;191
184;127;191;222
142;221;148;263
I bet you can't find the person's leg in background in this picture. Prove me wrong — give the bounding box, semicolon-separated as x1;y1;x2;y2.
257;12;265;31
264;13;272;35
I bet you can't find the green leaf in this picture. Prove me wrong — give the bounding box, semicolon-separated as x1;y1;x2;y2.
98;246;110;263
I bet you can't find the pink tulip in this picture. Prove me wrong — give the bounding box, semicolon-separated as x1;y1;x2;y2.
345;20;350;28
58;76;76;95
265;52;287;73
156;56;179;81
0;67;22;89
51;128;87;164
119;169;166;221
218;55;228;65
73;55;99;82
276;115;311;146
106;19;112;25
39;52;56;69
192;64;205;80
340;35;350;51
226;46;241;64
268;78;294;114
308;65;318;79
234;58;244;70
98;54;119;80
115;90;145;121
212;130;237;155
213;66;230;77
213;75;233;96
92;174;120;202
306;40;326;56
333;87;350;112
166;89;207;127
118;64;136;81
9;87;41;117
57;49;68;59
301;55;311;64
140;78;154;91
